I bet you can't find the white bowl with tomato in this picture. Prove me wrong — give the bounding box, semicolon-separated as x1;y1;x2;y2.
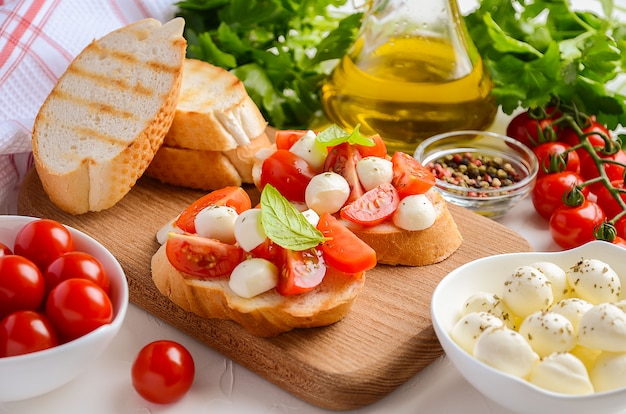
0;215;128;402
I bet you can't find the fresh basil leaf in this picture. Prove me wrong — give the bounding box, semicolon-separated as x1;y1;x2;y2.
315;123;375;148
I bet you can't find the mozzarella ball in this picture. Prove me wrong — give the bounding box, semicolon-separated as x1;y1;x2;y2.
566;259;620;304
474;326;539;379
529;352;594;395
502;265;554;318
518;311;576;357
289;130;327;172
550;297;593;333
461;291;517;329
392;194;436;231
305;172;350;215
234;209;266;252
195;205;238;244
356;156;393;191
530;261;569;302
451;311;504;354
229;258;278;298
590;352;626;392
578;303;626;352
301;208;320;227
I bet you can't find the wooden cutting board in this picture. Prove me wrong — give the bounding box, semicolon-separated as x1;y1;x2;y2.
17;170;531;410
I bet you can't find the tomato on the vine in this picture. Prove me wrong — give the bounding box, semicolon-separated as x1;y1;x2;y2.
390;151;435;198
595;180;626;220
531;171;589;220
13;219;74;271
165;233;243;279
0;310;58;357
131;340;195;404
44;251;110;296
324;142;364;203
0;255;45;320
611;236;626;249
340;183;399;226
559;119;611;158
579;149;626;196
549;200;606;249
276;247;326;296
506;108;560;148
532;142;580;178
176;187;251;233
0;242;12;257
260;149;316;203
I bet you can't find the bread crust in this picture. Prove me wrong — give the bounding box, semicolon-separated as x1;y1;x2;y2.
151;244;365;337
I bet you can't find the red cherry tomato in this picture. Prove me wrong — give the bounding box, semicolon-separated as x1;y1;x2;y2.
0;310;58;357
316;212;377;273
260;149;316;202
531;171;589;220
340;182;399;226
0;242;12;257
595;180;626;220
131;340;195;404
13;219;74;271
549;200;606;249
275;129;308;150
579;149;626;196
176;187;251;234
611;236;626;249
615;216;626;239
44;251;110;296
249;238;280;262
355;134;387;158
45;279;113;342
559;120;611;158
165;233;243;279
532;142;580;178
324;142;364;203
390;151;435;198
0;255;45;320
276;247;326;296
506;108;560;148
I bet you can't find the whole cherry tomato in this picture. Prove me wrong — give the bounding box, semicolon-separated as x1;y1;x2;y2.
0;310;58;357
0;255;45;320
390;151;435;198
531;171;589;220
165;233;243;279
132;340;195;404
46;279;113;342
260;150;316;202
549;200;606;249
615;216;626;239
13;219;74;271
0;242;12;257
579;149;626;196
559;119;611;158
44;251;110;296
506;107;560;148
340;182;400;226
532;142;580;178
611;236;626;249
594;180;626;220
276;247;326;296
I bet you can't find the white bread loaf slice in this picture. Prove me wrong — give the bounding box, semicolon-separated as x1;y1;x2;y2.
151;244;365;337
163;59;268;151
341;189;463;266
32;18;187;215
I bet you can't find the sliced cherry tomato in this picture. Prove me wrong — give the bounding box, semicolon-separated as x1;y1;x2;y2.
324;142;364;203
0;242;12;257
260;149;316;202
44;251;110;296
595;180;626;220
13;219;74;271
0;255;45;320
355;134;387;158
532;141;580;178
340;182;399;227
506;108;560;148
390;151;435;198
131;340;195;404
531;171;589;220
549;200;606;249
0;310;58;357
176;187;251;234
316;213;376;273
276;247;326;296
46;278;113;342
275;129;308;150
249;238;281;262
165;233;243;279
579;149;626;196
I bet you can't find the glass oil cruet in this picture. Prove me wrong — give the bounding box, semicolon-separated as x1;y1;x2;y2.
321;0;498;154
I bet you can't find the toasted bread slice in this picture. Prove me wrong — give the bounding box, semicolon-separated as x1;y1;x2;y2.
151;244;365;337
164;59;268;151
32;18;186;215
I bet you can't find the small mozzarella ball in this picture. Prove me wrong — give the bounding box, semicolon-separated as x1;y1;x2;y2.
356;156;393;191
301;208;320;227
451;311;504;354
392;194;436;231
289;130;327;172
530;261;569;302
550;297;593;333
566;259;620;304
590;352;626;392
518;311;576;357
578;303;626;352
195;205;238;244
529;352;594;395
234;209;266;252
156;216;182;245
228;258;278;298
474;326;539;379
461;291;517;329
570;345;602;372
305;172;350;215
502;265;554;318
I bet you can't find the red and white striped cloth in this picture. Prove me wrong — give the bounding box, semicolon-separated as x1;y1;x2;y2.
0;0;178;213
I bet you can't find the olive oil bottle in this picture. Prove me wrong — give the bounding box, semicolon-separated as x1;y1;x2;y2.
321;0;497;154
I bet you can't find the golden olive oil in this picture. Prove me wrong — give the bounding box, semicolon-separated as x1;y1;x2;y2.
321;36;497;154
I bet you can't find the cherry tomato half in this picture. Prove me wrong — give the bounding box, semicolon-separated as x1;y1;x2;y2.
165;233;243;279
355;134;387;158
0;310;58;357
0;255;45;320
275;129;308;150
131;340;195;404
324;143;364;203
276;247;326;296
531;171;589;220
13;219;74;271
44;251;110;296
45;279;113;342
176;187;251;234
390;151;435;198
260;149;316;203
340;182;399;226
549;200;606;250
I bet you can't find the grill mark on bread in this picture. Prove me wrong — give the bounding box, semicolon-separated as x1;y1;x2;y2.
69;59;154;97
50;88;139;125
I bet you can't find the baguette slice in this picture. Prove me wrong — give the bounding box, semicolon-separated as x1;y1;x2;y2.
341;189;463;266
163;59;268;151
32;18;187;215
151;244;365;337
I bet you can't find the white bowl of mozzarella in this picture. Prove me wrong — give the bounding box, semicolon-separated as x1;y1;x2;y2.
431;241;626;414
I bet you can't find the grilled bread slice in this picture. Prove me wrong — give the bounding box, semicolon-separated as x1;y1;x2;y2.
32;18;187;215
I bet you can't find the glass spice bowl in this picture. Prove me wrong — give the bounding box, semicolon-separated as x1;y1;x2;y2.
413;130;538;219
